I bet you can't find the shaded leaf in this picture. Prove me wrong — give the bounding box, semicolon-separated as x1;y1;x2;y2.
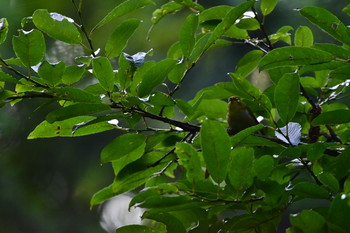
46;103;111;123
201;120;231;183
116;225;158;233
274;73;300;123
38;61;65;86
136;59;176;97
328;195;350;232
62;65;85;85
312;109;350;126
290;210;327;233
291;182;329;199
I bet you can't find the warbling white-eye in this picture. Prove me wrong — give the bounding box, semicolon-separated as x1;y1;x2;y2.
227;96;259;135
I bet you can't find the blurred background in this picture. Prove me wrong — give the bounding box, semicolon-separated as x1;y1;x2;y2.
0;0;349;232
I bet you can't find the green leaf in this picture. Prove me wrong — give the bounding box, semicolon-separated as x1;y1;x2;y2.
12;29;46;67
105;18;140;59
152;1;184;25
294;26;313;47
228;147;255;192
136;59;176;97
268;25;293;45
290;210;327;233
50;87;101;103
28;116;115;138
300;7;350;45
46;103;111;123
176;142;204;183
274;73;300;124
235;50;264;78
317;172;339;192
200;120;231;183
38;61;65;86
231;124;264;148
260;47;334;71
92;57;115;92
236;18;260;30
260;0;278;16
253;155;274;180
312;109;350;126
206;1;254;48
291;182;329;199
328;195;350;232
93;0;155;31
0;71;18;84
329;65;350;81
180;14;198;57
313;43;350;60
116;225;157;233
90;156;173;207
144;212;186;233
62;65;85;85
101;133;146;164
32;9;81;44
0;18;9;44
199;5;231;22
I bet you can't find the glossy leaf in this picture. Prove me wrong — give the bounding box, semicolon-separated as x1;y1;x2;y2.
12;29;45;67
46;103;111;123
0;18;9;44
136;59;176;97
105;18;140;59
93;0;155;31
201;120;231;183
32;9;81;44
180;14;198;57
38;61;65;86
261;0;278;16
274;73;300;124
228;147;255;192
290;210;327;233
294;26;313;47
300;6;350;45
312;109;350;126
260;47;334;70
313;43;350;60
101;133;146;164
92;57;115;92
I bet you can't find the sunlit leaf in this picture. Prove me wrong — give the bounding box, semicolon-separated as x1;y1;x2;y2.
294;26;313;47
180;14;198;57
92;57;115;92
33;9;81;44
0;18;9;44
260;47;334;70
105;18;140;59
260;0;278;16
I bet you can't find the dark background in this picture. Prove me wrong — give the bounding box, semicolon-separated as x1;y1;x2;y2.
0;0;348;232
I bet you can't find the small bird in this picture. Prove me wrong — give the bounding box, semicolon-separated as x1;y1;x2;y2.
226;96;259;135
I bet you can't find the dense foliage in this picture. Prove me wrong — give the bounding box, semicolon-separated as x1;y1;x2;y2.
1;0;350;232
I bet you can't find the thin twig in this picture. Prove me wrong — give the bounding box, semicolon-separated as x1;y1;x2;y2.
71;0;96;57
251;6;273;51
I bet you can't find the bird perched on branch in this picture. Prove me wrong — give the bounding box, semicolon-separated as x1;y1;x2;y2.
226;96;259;135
